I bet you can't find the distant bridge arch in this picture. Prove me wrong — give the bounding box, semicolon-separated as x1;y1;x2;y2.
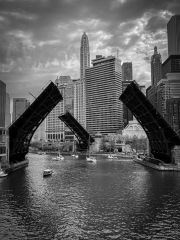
58;111;94;151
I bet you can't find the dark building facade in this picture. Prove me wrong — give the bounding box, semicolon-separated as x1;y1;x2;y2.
147;46;162;109
122;80;133;127
122;62;133;81
166;98;180;135
167;15;180;56
162;55;180;78
151;46;162;86
0;80;6;127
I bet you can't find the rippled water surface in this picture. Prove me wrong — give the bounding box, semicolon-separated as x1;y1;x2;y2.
1;153;180;239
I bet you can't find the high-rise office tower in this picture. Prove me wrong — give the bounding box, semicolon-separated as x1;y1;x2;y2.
122;62;133;81
162;55;180;78
0;80;6;127
74;32;90;129
151;46;162;86
46;76;74;142
156;79;170;118
85;55;123;135
80;32;90;79
166;98;180;135
5;93;11;127
73;78;86;129
147;46;162;108
12;98;30;122
167;15;180;56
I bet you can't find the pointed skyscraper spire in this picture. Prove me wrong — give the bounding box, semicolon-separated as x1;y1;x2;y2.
80;32;90;79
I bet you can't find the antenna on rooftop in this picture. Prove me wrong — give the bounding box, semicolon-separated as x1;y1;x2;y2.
117;49;119;59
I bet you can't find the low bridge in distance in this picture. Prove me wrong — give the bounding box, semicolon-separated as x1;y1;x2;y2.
58;111;94;151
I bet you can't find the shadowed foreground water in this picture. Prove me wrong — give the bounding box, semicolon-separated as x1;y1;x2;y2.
0;153;180;239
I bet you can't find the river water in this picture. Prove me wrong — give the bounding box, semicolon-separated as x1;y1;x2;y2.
0;153;180;240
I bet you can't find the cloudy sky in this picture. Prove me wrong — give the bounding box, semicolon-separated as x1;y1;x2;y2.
0;0;180;101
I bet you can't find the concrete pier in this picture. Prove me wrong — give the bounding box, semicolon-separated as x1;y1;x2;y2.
5;159;29;173
134;157;180;171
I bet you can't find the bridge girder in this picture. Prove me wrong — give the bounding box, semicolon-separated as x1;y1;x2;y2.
8;81;63;163
119;81;180;163
58;111;94;150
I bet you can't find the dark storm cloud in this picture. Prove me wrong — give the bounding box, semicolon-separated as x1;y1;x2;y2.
0;0;180;97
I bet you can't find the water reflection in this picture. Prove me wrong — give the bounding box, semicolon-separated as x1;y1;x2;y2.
0;153;180;239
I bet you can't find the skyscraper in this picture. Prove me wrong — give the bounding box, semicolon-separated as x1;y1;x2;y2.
80;32;90;79
5;93;11;127
147;46;162;108
122;62;133;81
73;32;90;129
151;46;162;86
167;15;180;56
73;78;86;129
0;80;6;127
85;55;123;135
166;98;180;135
162;55;180;78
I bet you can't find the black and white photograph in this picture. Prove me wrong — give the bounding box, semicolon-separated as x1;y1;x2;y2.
0;0;180;239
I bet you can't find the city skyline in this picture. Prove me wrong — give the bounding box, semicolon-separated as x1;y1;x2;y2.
0;1;180;101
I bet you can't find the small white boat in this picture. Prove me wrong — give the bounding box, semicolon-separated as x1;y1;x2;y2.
71;154;78;158
107;154;118;159
38;151;46;155
0;169;8;178
86;136;97;163
43;169;53;177
52;153;64;161
86;156;97;163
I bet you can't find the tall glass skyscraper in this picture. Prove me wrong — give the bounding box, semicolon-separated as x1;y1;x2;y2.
0;80;6;127
85;55;123;136
122;62;133;81
80;32;90;79
73;78;86;129
167;15;180;56
73;32;90;129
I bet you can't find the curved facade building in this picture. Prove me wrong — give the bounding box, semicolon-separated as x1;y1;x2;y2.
85;55;123;136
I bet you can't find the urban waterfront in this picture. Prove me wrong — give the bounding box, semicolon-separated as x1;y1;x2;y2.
0;154;180;239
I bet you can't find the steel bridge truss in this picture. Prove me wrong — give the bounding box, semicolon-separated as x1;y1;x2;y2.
119;81;180;163
58;111;94;150
8;81;63;163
